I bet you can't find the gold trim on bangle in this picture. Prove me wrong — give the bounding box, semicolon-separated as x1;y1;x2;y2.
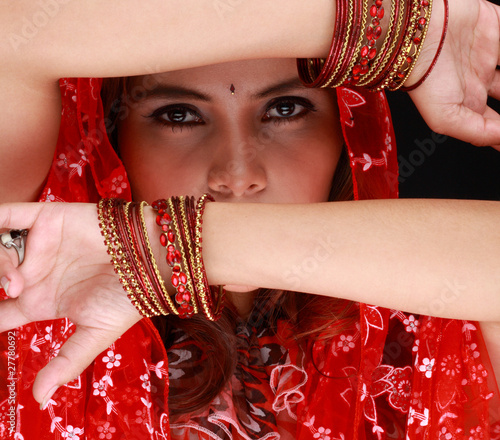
137;202;178;316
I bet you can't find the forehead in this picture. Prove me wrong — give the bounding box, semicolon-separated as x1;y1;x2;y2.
128;58;319;99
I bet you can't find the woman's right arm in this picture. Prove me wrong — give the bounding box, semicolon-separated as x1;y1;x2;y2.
0;0;335;202
1;1;335;79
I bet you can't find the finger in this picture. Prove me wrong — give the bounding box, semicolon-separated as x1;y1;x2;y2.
0;254;25;299
490;69;500;100
436;105;500;147
34;326;125;407
0;202;49;230
0;298;33;331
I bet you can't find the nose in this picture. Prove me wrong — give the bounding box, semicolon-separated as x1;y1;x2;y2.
207;133;267;199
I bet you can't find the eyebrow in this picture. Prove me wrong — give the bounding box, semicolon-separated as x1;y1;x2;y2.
138;84;212;102
252;78;307;99
135;77;306;102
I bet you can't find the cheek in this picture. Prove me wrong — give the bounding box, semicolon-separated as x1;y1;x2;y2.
271;145;341;203
118;124;206;201
284;132;343;202
301;157;340;201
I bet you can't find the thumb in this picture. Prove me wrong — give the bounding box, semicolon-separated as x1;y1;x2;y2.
0;253;25;299
34;326;125;408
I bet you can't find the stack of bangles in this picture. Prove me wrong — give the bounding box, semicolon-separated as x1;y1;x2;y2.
297;0;448;91
98;195;224;321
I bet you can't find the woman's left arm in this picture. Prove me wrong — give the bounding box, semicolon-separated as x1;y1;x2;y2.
203;199;500;321
0;198;499;404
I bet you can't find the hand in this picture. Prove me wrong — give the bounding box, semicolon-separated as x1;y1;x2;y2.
0;202;142;407
407;0;500;149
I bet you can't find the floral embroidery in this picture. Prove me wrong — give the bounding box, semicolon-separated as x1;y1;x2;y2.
470;364;488;384
140;373;151;392
44;188;56;202
97;421;117;440
102;350;122;369
93;379;108;397
57;153;69;168
48;341;62;358
412;339;420;353
440;354;462;377
61;425;83;439
469;426;486;440
387;367;412;412
314;427;332;440
466;343;481;360
418;358;435;378
403;315;419;333
439;426;453;440
111;174;128;195
337;335;356;352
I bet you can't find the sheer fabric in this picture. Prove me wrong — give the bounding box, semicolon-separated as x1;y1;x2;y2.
0;78;498;439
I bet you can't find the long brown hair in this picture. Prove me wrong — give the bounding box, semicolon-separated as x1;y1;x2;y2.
101;77;357;415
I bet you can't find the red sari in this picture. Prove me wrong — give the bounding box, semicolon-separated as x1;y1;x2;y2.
0;78;498;439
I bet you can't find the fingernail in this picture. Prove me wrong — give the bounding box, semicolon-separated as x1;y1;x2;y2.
1;276;10;295
40;386;58;410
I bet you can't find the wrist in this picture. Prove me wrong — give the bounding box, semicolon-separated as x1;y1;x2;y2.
403;0;448;89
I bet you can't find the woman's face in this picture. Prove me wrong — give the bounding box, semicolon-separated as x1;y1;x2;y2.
118;58;344;204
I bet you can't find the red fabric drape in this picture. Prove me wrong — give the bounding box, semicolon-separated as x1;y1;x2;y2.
0;79;498;439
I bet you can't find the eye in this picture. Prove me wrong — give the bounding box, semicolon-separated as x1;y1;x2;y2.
147;105;204;128
263;97;316;123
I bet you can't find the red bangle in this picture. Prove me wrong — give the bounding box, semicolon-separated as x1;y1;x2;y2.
400;0;449;92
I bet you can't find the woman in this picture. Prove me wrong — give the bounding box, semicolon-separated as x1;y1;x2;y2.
0;57;498;439
0;1;499;439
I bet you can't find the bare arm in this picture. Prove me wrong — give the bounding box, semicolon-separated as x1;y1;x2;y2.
0;0;335;202
0;198;498;403
0;0;499;202
203;199;500;321
1;1;335;79
0;75;61;202
0;198;498;322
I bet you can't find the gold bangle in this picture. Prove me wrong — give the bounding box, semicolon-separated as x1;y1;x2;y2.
137;202;178;316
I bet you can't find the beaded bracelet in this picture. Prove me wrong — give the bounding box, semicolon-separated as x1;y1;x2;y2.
133;202;176;315
152;195;225;321
99;196;225;321
400;0;448;91
357;0;403;86
98;199;156;318
169;196;199;318
190;195;225;321
122;202;165;316
377;0;432;90
297;0;434;91
346;0;387;86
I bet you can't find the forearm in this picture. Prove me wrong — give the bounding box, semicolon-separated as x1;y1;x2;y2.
200;199;500;320
2;0;334;79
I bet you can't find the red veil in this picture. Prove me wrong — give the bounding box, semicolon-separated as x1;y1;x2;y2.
0;78;498;439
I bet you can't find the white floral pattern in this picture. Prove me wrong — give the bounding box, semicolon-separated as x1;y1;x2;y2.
418;358;435;379
102;350;122;369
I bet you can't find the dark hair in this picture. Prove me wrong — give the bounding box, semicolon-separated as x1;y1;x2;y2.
101;77;357;415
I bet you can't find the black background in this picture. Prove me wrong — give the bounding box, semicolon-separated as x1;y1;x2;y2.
387;93;500;200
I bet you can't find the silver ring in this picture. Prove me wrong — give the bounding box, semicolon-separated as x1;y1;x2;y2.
1;229;28;265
